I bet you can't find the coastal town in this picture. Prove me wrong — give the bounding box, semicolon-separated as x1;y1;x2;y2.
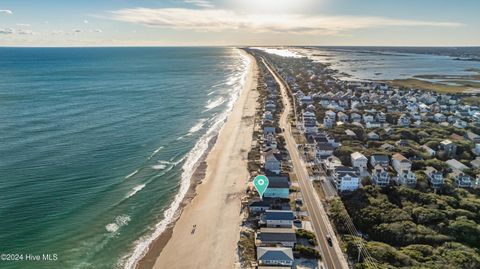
238;48;480;269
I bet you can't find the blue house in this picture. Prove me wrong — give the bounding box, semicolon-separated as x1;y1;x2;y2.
264;180;289;199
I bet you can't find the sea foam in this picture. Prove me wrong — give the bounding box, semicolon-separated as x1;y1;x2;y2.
126;184;146;199
120;48;251;269
106;215;131;233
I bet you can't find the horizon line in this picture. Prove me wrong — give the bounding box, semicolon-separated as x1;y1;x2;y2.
1;44;479;48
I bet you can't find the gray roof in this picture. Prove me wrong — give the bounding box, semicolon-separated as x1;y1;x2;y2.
257;247;294;262
265;210;294;221
257;228;296;242
269;181;290;189
371;155;389;163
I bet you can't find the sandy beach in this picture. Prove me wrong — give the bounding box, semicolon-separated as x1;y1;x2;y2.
144;50;258;269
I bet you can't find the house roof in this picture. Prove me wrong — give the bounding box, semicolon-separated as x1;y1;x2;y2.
425;166;439;174
351;152;367;160
257;247;294;262
269;181;290;189
446;159;469;171
249;200;272;208
257;228;296;242
371;155;389;163
392;153;408;162
317;143;335;151
265;210;294;221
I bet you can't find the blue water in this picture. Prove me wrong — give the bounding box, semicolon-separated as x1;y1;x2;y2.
303;47;480;82
0;47;249;269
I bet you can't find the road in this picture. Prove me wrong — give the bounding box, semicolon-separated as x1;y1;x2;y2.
262;57;349;269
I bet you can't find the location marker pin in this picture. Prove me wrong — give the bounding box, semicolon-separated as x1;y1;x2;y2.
253;175;269;199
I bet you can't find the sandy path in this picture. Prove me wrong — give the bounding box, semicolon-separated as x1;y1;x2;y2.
151;50;258;269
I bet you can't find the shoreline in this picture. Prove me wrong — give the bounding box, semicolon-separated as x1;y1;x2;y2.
135;49;258;269
135;137;215;269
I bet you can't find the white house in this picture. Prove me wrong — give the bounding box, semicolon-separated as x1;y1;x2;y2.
302;111;318;134
257;247;294;267
255;228;296;248
392;153;412;173
396;170;417;187
351;152;368;173
332;166;360;192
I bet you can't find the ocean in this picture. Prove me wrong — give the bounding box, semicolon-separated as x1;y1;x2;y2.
0;47;250;269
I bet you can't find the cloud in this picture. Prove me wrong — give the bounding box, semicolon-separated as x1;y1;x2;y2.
0;9;12;14
17;29;34;35
16;23;31;27
110;8;462;35
0;28;14;34
184;0;214;8
84;20;89;24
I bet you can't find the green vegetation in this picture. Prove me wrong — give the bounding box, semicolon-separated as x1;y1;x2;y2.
296;229;317;246
463;96;480;106
294;245;321;259
238;230;256;266
330;186;480;268
386;78;474;93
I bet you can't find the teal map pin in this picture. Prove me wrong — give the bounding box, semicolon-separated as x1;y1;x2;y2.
253;175;269;199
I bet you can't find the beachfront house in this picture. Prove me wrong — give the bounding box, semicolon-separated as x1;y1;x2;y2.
264;180;290;199
255;228;296;248
264;210;294;228
249;200;271;214
263;126;276;137
257;247;294;267
264;151;281;174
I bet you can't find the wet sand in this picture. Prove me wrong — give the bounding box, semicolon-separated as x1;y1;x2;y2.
140;49;258;269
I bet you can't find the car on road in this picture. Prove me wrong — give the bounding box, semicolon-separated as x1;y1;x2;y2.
326;235;333;247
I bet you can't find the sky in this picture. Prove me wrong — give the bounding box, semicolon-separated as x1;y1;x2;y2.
0;0;479;46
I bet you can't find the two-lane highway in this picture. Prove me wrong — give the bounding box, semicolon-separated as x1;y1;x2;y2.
262;57;349;269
